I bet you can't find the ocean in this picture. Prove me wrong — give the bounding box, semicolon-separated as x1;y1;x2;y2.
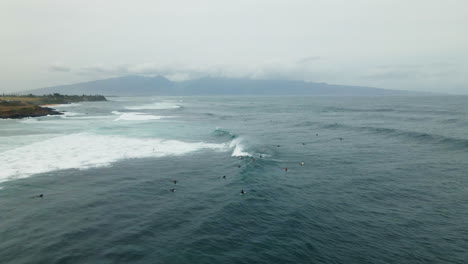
0;96;467;263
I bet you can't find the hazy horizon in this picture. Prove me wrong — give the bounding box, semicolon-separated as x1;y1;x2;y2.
1;0;467;94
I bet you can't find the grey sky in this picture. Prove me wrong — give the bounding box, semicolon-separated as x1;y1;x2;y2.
1;0;467;94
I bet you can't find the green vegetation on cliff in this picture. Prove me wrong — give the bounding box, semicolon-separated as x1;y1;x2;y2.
0;93;107;119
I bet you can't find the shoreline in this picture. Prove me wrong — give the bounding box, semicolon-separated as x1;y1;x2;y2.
0;105;63;119
1;94;107;119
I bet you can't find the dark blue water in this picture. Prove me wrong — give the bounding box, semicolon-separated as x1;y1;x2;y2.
0;96;467;263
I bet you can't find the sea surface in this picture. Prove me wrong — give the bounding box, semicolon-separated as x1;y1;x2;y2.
0;96;467;264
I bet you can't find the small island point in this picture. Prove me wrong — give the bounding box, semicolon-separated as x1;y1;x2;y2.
0;93;107;119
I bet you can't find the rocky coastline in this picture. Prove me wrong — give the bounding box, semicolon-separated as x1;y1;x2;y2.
0;94;107;119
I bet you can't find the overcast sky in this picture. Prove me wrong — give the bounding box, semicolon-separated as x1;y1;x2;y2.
1;0;467;94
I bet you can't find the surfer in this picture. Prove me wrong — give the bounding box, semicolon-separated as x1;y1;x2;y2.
238;165;241;168
277;145;280;147
170;188;176;192
300;161;305;166
284;168;288;172
172;180;178;184
240;190;246;195
222;175;226;179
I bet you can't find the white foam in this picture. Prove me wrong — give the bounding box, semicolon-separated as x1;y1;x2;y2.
228;138;271;158
18;118;40;124
53;103;82;108
71;115;112;120
112;111;170;121
18;118;64;124
0;133;227;183
60;112;81;118
229;138;252;157
125;102;181;110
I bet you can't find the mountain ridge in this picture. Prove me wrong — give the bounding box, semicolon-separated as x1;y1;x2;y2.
26;75;423;96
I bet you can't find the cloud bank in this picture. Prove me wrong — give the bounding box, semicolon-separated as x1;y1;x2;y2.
1;0;467;93
49;63;71;72
65;58;466;94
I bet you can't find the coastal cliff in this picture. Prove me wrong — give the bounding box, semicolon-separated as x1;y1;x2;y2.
0;102;62;119
0;94;107;119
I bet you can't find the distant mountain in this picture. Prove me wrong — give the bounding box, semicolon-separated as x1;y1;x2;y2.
27;75;420;96
28;75;173;96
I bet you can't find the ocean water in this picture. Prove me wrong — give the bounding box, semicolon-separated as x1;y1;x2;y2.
0;96;467;264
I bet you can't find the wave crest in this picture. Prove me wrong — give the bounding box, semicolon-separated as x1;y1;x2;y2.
229;138;251;157
112;111;170;121
125;102;181;110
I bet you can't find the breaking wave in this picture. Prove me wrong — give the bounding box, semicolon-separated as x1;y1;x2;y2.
125;102;181;110
229;138;251;157
111;111;171;121
0;133;227;183
51;103;82;108
59;112;81;118
211;128;271;158
210;128;250;156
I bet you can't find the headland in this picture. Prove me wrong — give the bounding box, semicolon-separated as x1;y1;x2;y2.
0;93;107;119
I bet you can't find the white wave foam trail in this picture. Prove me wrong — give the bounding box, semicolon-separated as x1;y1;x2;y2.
112;111;170;121
60;112;81;118
125;102;181;110
52;103;82;108
71;115;112;120
19;118;40;124
19;118;64;124
0;133;227;183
